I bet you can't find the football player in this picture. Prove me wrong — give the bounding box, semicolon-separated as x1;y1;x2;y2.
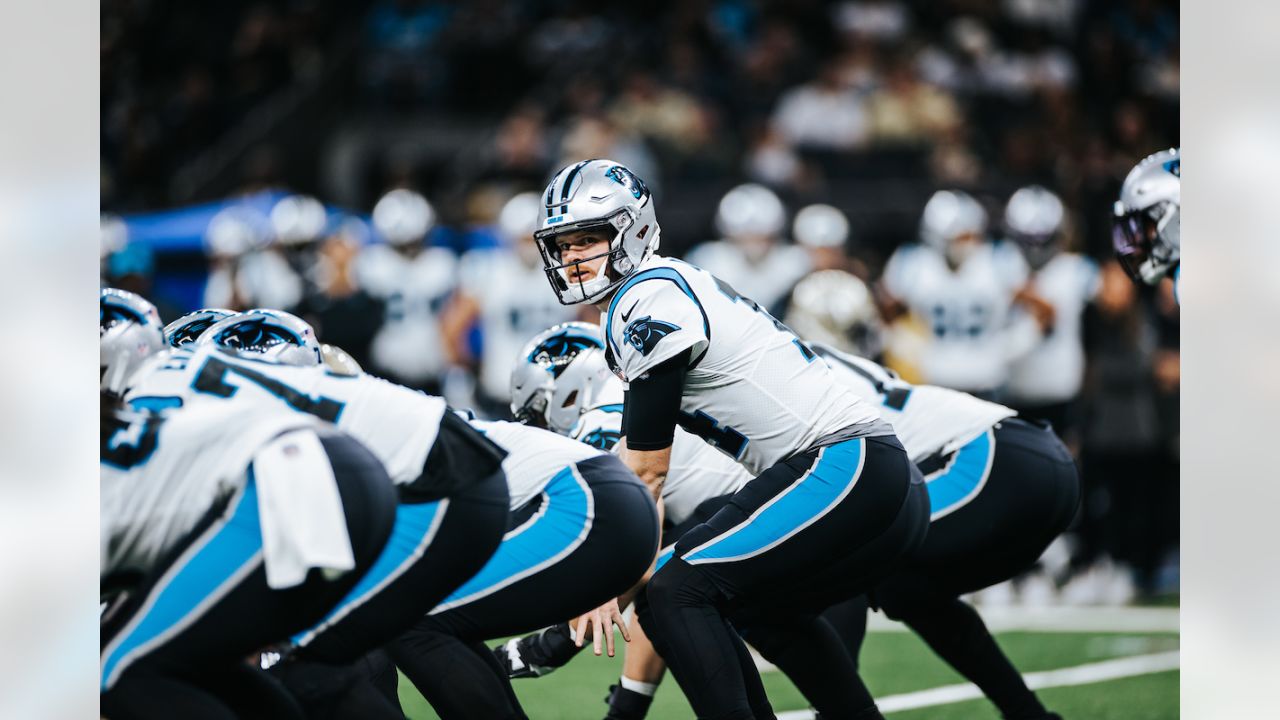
533;159;929;720
879;189;1050;397
1113;148;1180;304
126;309;511;718
1003;185;1100;443
357;188;458;391
815;341;1077;720
100;289;399;719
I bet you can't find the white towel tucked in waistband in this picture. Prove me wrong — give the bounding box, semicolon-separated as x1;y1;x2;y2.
253;429;356;590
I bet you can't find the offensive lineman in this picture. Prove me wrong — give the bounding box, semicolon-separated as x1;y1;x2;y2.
100;289;399;719
532;159;929;720
125;309;511;718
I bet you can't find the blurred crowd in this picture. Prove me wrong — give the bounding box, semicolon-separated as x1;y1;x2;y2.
102;0;1179;603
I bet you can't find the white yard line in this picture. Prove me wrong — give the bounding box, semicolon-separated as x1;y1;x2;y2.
774;650;1180;719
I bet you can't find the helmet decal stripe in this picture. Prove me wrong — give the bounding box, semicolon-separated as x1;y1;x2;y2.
558;160;591;215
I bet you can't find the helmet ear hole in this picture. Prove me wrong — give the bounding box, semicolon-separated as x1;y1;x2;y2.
562;390;578;408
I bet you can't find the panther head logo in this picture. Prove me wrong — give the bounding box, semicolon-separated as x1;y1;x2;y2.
623;316;680;357
605;166;649;200
529;331;602;378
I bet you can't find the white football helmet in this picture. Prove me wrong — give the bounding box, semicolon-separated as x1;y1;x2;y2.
321;344;363;376
792;204;849;249
163;308;236;348
1005;185;1066;269
197;309;322;367
101;288;166;395
534;159;661;304
510;321;610;432
920;189;988;250
1113;148;1180;285
270;194;329;247
716;183;786;239
784;270;883;359
373;189;435;247
204;206;271;259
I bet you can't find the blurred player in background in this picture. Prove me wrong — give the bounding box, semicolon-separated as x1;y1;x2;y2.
879;189;1049;398
202;206;304;312
1113;148;1180;304
358;188;457;392
1003;185;1100;447
685;183;811;315
442;191;577;415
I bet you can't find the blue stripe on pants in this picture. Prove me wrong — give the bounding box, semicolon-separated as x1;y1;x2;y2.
101;477;264;691
430;465;593;614
292;499;447;648
925;429;995;521
682;438;866;565
654;545;676;573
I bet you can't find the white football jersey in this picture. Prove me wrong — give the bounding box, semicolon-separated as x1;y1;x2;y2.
567;381;751;527
459;248;577;401
101;401;322;579
602;256;886;477
814;343;1015;461
466;418;604;509
882;241;1031;393
1006;253;1100;403
357;244;458;384
126;345;447;486
683;241;811;314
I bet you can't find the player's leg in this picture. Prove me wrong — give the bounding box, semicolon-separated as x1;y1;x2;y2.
603;608;669;720
391;454;659;719
102;435;398;719
874;419;1080;720
275;416;509;717
642;435;928;720
819;594;869;671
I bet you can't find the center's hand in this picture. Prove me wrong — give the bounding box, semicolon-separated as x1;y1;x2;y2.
573;597;631;657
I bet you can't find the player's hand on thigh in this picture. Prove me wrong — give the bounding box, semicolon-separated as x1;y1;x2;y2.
573;597;631;657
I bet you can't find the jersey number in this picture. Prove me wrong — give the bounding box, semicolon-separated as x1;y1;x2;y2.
102;414;162;470
193;356;345;422
678;410;748;460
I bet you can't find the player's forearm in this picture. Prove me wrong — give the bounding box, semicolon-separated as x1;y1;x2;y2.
621;445;671;500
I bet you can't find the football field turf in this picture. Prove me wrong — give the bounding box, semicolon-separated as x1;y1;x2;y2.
396;626;1179;719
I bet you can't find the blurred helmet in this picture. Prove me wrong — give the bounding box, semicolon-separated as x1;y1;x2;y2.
510;321;607;431
204;206;271;258
373;189;435;247
785;270;883;359
1113;148;1180;285
321;344;363;376
101;288;166;395
716;183;786;239
497;191;541;245
792;204;849;249
101;215;128;260
920;189;988;251
1004;185;1066;269
164;309;237;348
534;159;661;304
270;194;329;247
197;309;322;367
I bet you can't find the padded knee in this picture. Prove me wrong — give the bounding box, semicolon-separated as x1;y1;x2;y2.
645;558;723;613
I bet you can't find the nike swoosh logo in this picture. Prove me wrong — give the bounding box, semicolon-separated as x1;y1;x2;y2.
620;301;639;323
